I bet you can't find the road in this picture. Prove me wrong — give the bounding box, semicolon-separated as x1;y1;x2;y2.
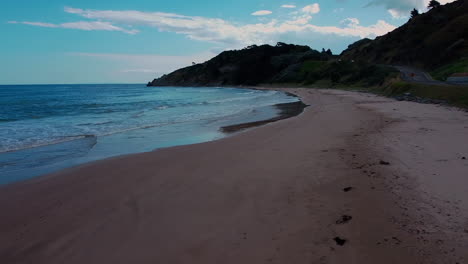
393;65;468;86
393;66;448;85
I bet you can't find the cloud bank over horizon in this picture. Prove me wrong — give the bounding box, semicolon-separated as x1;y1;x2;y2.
8;4;397;50
7;20;138;34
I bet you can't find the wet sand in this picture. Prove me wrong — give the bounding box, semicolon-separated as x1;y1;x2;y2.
0;88;468;263
220;100;308;133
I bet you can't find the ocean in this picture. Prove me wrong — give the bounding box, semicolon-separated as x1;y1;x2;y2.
0;84;298;184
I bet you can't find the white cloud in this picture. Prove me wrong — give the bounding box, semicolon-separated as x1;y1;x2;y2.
302;4;320;14
9;6;397;48
288;15;313;25
22;22;59;28
9;21;59;28
281;5;297;8
368;0;457;19
340;18;360;27
251;10;273;16
388;9;407;19
62;21;138;33
8;20;138;34
62;7;394;44
308;20;395;38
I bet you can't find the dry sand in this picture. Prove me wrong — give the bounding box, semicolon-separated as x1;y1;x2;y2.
1;88;468;264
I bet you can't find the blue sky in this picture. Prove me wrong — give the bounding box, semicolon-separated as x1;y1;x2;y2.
0;0;456;84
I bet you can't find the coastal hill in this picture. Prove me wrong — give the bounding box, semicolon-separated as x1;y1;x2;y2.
148;0;468;86
341;0;468;80
147;43;392;87
148;43;333;86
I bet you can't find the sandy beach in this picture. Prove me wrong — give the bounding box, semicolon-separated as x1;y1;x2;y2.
1;88;468;264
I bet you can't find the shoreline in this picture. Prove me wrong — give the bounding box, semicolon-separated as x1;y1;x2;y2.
1;88;468;263
0;87;300;185
220;100;307;133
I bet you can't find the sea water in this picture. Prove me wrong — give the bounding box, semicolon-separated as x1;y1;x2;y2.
0;84;298;184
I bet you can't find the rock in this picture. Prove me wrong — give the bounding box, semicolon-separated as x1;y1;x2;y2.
380;160;391;165
334;237;347;246
343;187;353;192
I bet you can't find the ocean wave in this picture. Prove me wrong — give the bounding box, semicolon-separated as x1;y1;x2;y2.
0;87;293;155
0;118;18;123
0;134;97;154
0;120;189;154
206;92;278;104
96;121;182;137
132;111;145;118
155;105;169;110
77;121;114;126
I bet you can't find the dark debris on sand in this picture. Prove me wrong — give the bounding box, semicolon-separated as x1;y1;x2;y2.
336;215;353;225
334;237;347;246
220;101;307;133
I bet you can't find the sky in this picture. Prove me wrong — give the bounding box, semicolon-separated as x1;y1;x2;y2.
0;0;457;84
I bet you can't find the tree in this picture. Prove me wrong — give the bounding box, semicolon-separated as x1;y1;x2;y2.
276;42;287;47
410;8;420;19
325;49;333;56
428;0;441;9
245;45;258;49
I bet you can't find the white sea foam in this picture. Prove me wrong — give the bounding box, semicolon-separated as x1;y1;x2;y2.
0;85;298;160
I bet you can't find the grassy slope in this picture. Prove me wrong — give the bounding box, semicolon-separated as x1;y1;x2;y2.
431;58;468;81
291;59;468;108
382;82;468;108
295;59;398;87
340;0;468;72
297;0;468;108
321;81;468;109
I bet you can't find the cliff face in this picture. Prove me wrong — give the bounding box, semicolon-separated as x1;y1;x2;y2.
147;43;332;87
341;0;468;70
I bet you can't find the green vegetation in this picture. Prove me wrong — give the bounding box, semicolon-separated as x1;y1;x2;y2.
411;8;420;19
431;58;468;81
147;42;397;87
341;0;468;71
148;43;333;87
368;82;468;108
428;0;441;9
318;81;468;109
298;60;398;87
392;82;468;107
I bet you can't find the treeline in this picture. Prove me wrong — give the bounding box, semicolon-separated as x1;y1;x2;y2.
148;42;396;87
